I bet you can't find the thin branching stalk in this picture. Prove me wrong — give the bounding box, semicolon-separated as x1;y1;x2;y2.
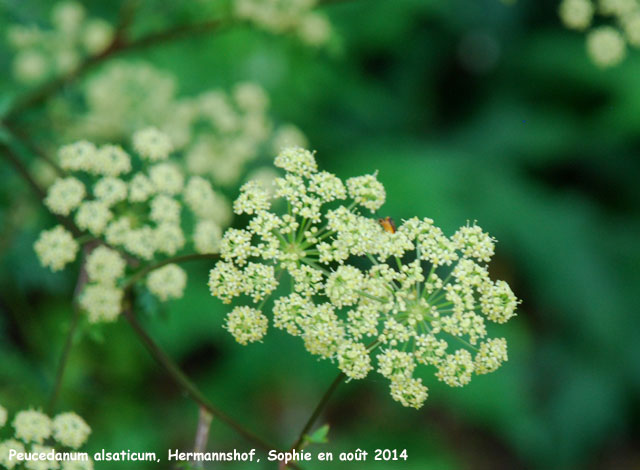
0;142;83;236
4;123;65;175
47;305;82;414
193;407;213;467
122;305;278;454
48;243;97;413
289;373;345;452
288;337;383;454
0;143;47;199
122;253;220;291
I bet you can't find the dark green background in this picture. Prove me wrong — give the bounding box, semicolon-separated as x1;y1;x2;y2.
1;0;639;469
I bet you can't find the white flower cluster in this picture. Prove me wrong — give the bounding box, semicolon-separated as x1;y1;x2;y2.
0;406;93;470
146;264;187;301
71;62;306;191
234;0;332;46
34;129;226;322
78;62;177;141
184;83;278;187
208;147;520;409
51;414;91;450
34;226;79;272
7;1;114;84
80;278;124;323
559;0;640;67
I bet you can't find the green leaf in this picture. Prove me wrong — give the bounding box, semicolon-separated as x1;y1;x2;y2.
304;424;330;446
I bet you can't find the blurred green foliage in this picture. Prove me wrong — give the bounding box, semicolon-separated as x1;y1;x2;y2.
1;0;639;469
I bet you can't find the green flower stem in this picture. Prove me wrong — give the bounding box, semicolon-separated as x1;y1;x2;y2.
354;290;387;303
0;143;47;199
301;202;356;247
303;228;335;246
48;245;94;414
122;253;220;291
75;235;92;244
288;340;381;455
296;217;311;244
122;305;289;456
289;373;345;452
415;247;422;298
365;253;379;266
3;122;65;175
1;142;83;238
425;271;454;302
275;231;290;246
300;258;331;275
442;329;480;353
47;304;81;414
193;406;213;466
122;257;309;463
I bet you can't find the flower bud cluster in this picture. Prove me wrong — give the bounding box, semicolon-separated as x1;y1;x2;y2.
34;129;228;322
7;1;114;84
72;62;307;191
0;405;93;470
209;147;520;408
234;0;332;46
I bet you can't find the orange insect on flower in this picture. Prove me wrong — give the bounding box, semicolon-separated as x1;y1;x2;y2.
378;216;397;234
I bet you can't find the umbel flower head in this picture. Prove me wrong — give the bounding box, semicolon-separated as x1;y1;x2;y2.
34;129;228;323
7;1;114;85
73;61;308;192
0;405;93;469
209;147;520;408
51;413;91;449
